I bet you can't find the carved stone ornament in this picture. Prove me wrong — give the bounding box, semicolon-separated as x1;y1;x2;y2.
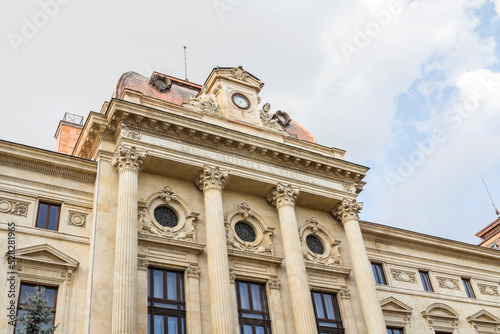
299;217;342;267
231;65;249;81
149;73;172;92
187;265;201;278
137;258;149;271
466;309;500;334
436;277;460;290
268;278;281;290
111;146;146;173
339;288;351;299
68;212;87;228
187;85;220;113
229;272;236;284
138;185;199;242
196;166;229;191
391;269;417;283
342;183;357;194
478;284;499;296
332;199;363;223
266;183;299;209
259;103;287;133
421;303;459;332
271;110;292;127
225;203;275;256
0;198;29;217
120;124;141;140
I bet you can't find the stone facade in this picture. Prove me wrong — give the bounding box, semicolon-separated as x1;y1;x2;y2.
1;66;499;334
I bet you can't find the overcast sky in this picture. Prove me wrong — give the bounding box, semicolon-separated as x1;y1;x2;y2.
1;0;500;244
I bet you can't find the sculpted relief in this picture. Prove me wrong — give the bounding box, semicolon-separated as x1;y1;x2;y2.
299;217;342;267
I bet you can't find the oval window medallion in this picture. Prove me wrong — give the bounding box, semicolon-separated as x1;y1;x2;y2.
234;221;256;242
306;235;325;255
154;206;178;228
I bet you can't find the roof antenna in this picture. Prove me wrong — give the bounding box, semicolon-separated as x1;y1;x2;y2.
184;46;188;81
482;177;499;217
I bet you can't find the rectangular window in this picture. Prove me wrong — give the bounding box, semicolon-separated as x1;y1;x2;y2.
16;283;58;332
387;328;404;334
311;291;345;334
419;271;433;292
235;281;271;334
35;202;60;231
148;268;185;334
462;278;475;299
371;263;387;285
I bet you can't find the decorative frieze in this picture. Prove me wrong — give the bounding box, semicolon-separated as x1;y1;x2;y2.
196;166;228;191
266;183;299;209
68;212;87;228
391;270;417;284
436;277;460;290
332;199;363;222
0;198;29;217
299;217;342;267
478;284;499;296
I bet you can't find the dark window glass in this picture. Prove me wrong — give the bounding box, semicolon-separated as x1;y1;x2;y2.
235;281;271;334
387;328;404;334
36;202;60;231
419;271;433;292
306;235;325;254
154;207;178;228
462;278;475;299
371;263;387;285
148;268;185;334
311;291;344;333
16;283;58;332
235;222;256;242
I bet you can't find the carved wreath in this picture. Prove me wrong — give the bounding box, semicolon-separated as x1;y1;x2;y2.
224;203;275;256
138;186;199;242
299;217;342;267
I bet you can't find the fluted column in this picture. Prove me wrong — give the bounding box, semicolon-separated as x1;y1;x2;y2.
332;199;386;334
111;146;145;334
196;166;233;333
267;183;317;334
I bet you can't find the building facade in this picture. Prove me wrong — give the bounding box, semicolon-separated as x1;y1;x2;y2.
1;66;499;334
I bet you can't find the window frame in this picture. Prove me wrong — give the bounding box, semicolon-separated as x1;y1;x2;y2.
371;262;387;285
387;328;404;334
147;267;186;334
419;271;434;292
462;278;476;299
311;291;345;334
35;202;61;231
15;282;58;333
235;280;272;334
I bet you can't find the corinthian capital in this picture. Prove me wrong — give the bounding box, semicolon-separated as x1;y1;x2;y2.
196;166;229;191
267;183;299;208
111;146;146;173
332;199;363;223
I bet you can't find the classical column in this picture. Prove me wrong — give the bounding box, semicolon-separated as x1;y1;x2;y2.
196;166;233;333
267;183;317;334
111;146;145;334
332;199;386;334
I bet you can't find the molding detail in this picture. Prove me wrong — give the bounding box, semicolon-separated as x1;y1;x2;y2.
421;303;459;333
187;265;201;278
111;146;146;173
225;203;275;256
299;217;342;267
467;309;500;334
339;288;351;299
391;269;417;284
229;272;236;284
332;199;363;222
138;186;199;242
478;284;499;296
0;198;30;217
138;258;149;271
120;124;141;140
266;183;299;208
268;278;281;290
436;277;460;290
196;165;229;191
230;65;249;82
380;297;412;329
68;212;87;228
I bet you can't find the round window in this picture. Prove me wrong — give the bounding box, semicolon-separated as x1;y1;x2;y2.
234;221;256;242
153;206;178;228
306;235;324;255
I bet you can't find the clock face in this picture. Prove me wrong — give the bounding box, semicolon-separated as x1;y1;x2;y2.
231;93;250;110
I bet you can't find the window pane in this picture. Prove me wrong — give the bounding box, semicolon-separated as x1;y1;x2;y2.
255;326;265;334
44;288;57;308
179;274;184;302
168;316;178;333
313;293;325;319
36;204;48;228
154;315;164;334
323;294;335;320
15;310;27;331
153;270;164;298
239;283;250;309
250;284;262;311
243;325;253;334
48;205;59;231
167;272;177;300
19;285;36;304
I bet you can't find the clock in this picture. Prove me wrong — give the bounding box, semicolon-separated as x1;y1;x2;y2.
231;93;250;110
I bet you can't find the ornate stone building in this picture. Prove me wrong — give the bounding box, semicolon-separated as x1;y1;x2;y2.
1;66;499;334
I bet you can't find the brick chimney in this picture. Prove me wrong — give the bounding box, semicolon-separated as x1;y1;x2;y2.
54;113;84;155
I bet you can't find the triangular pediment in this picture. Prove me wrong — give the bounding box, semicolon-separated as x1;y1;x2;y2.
13;244;79;269
381;297;413;314
467;309;500;324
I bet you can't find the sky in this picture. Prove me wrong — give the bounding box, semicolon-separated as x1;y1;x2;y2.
1;0;499;245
